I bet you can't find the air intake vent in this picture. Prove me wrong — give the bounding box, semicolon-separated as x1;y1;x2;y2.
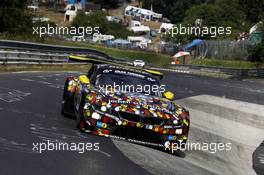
142;117;164;125
118;112;164;125
118;112;141;122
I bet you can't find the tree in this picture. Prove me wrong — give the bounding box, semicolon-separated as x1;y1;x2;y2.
182;0;246;39
249;41;264;64
72;11;133;38
239;0;264;23
170;0;192;23
0;0;33;34
249;23;264;64
72;11;108;34
142;0;214;23
92;0;119;8
142;0;167;14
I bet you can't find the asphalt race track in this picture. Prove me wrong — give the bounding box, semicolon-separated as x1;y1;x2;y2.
0;71;263;175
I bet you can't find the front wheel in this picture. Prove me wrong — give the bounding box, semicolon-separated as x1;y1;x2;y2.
61;99;66;116
61;79;75;118
74;92;86;129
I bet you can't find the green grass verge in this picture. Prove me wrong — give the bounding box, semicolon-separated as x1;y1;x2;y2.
190;59;264;69
0;64;91;73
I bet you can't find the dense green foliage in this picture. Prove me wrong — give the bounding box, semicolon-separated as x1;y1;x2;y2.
239;0;264;23
249;23;264;64
72;11;133;38
143;0;214;23
143;0;263;39
143;0;264;24
143;0;263;63
0;0;33;34
249;41;264;63
91;0;119;8
184;0;246;39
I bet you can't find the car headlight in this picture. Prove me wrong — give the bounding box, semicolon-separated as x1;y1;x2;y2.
175;129;182;134
69;80;74;85
164;141;170;148
135;110;140;115
106;103;111;108
84;103;90;110
173;119;178;125
101;106;107;112
114;106;120;112
92;112;101;120
145;125;153;130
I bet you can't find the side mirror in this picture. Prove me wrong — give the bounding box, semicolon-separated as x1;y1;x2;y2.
164;91;175;100
79;75;90;84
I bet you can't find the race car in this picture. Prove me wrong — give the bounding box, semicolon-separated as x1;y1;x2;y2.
61;55;190;149
133;59;145;67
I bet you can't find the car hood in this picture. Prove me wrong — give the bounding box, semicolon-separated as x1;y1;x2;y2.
85;89;188;121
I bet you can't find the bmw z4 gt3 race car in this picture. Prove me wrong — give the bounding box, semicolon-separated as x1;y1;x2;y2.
61;56;190;149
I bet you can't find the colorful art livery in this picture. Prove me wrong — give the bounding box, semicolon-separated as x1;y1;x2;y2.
61;64;190;149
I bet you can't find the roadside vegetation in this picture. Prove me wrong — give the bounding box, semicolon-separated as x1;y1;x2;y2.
0;64;92;73
190;59;264;69
0;0;263;69
248;26;264;67
5;36;264;69
45;39;264;69
72;11;134;38
143;0;263;40
0;34;263;69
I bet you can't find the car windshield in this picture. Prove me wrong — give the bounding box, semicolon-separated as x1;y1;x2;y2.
95;72;163;97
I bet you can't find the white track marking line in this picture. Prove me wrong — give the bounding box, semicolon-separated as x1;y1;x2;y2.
186;95;264;118
190;108;264;147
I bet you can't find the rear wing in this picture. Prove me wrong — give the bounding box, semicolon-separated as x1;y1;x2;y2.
69;55;163;79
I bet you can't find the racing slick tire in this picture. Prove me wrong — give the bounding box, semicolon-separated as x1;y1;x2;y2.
61;80;69;116
74;92;86;129
61;79;75;118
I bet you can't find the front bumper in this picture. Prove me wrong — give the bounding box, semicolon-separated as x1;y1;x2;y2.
80;109;189;148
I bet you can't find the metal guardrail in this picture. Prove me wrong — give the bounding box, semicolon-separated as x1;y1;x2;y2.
0;40;118;65
0;50;69;65
166;65;264;78
0;40;132;65
0;40;111;60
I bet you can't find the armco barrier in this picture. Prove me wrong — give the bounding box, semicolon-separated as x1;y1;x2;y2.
167;65;264;78
0;50;68;65
0;40;111;59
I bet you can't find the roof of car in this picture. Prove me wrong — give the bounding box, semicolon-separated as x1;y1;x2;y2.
95;64;153;77
69;55;163;79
